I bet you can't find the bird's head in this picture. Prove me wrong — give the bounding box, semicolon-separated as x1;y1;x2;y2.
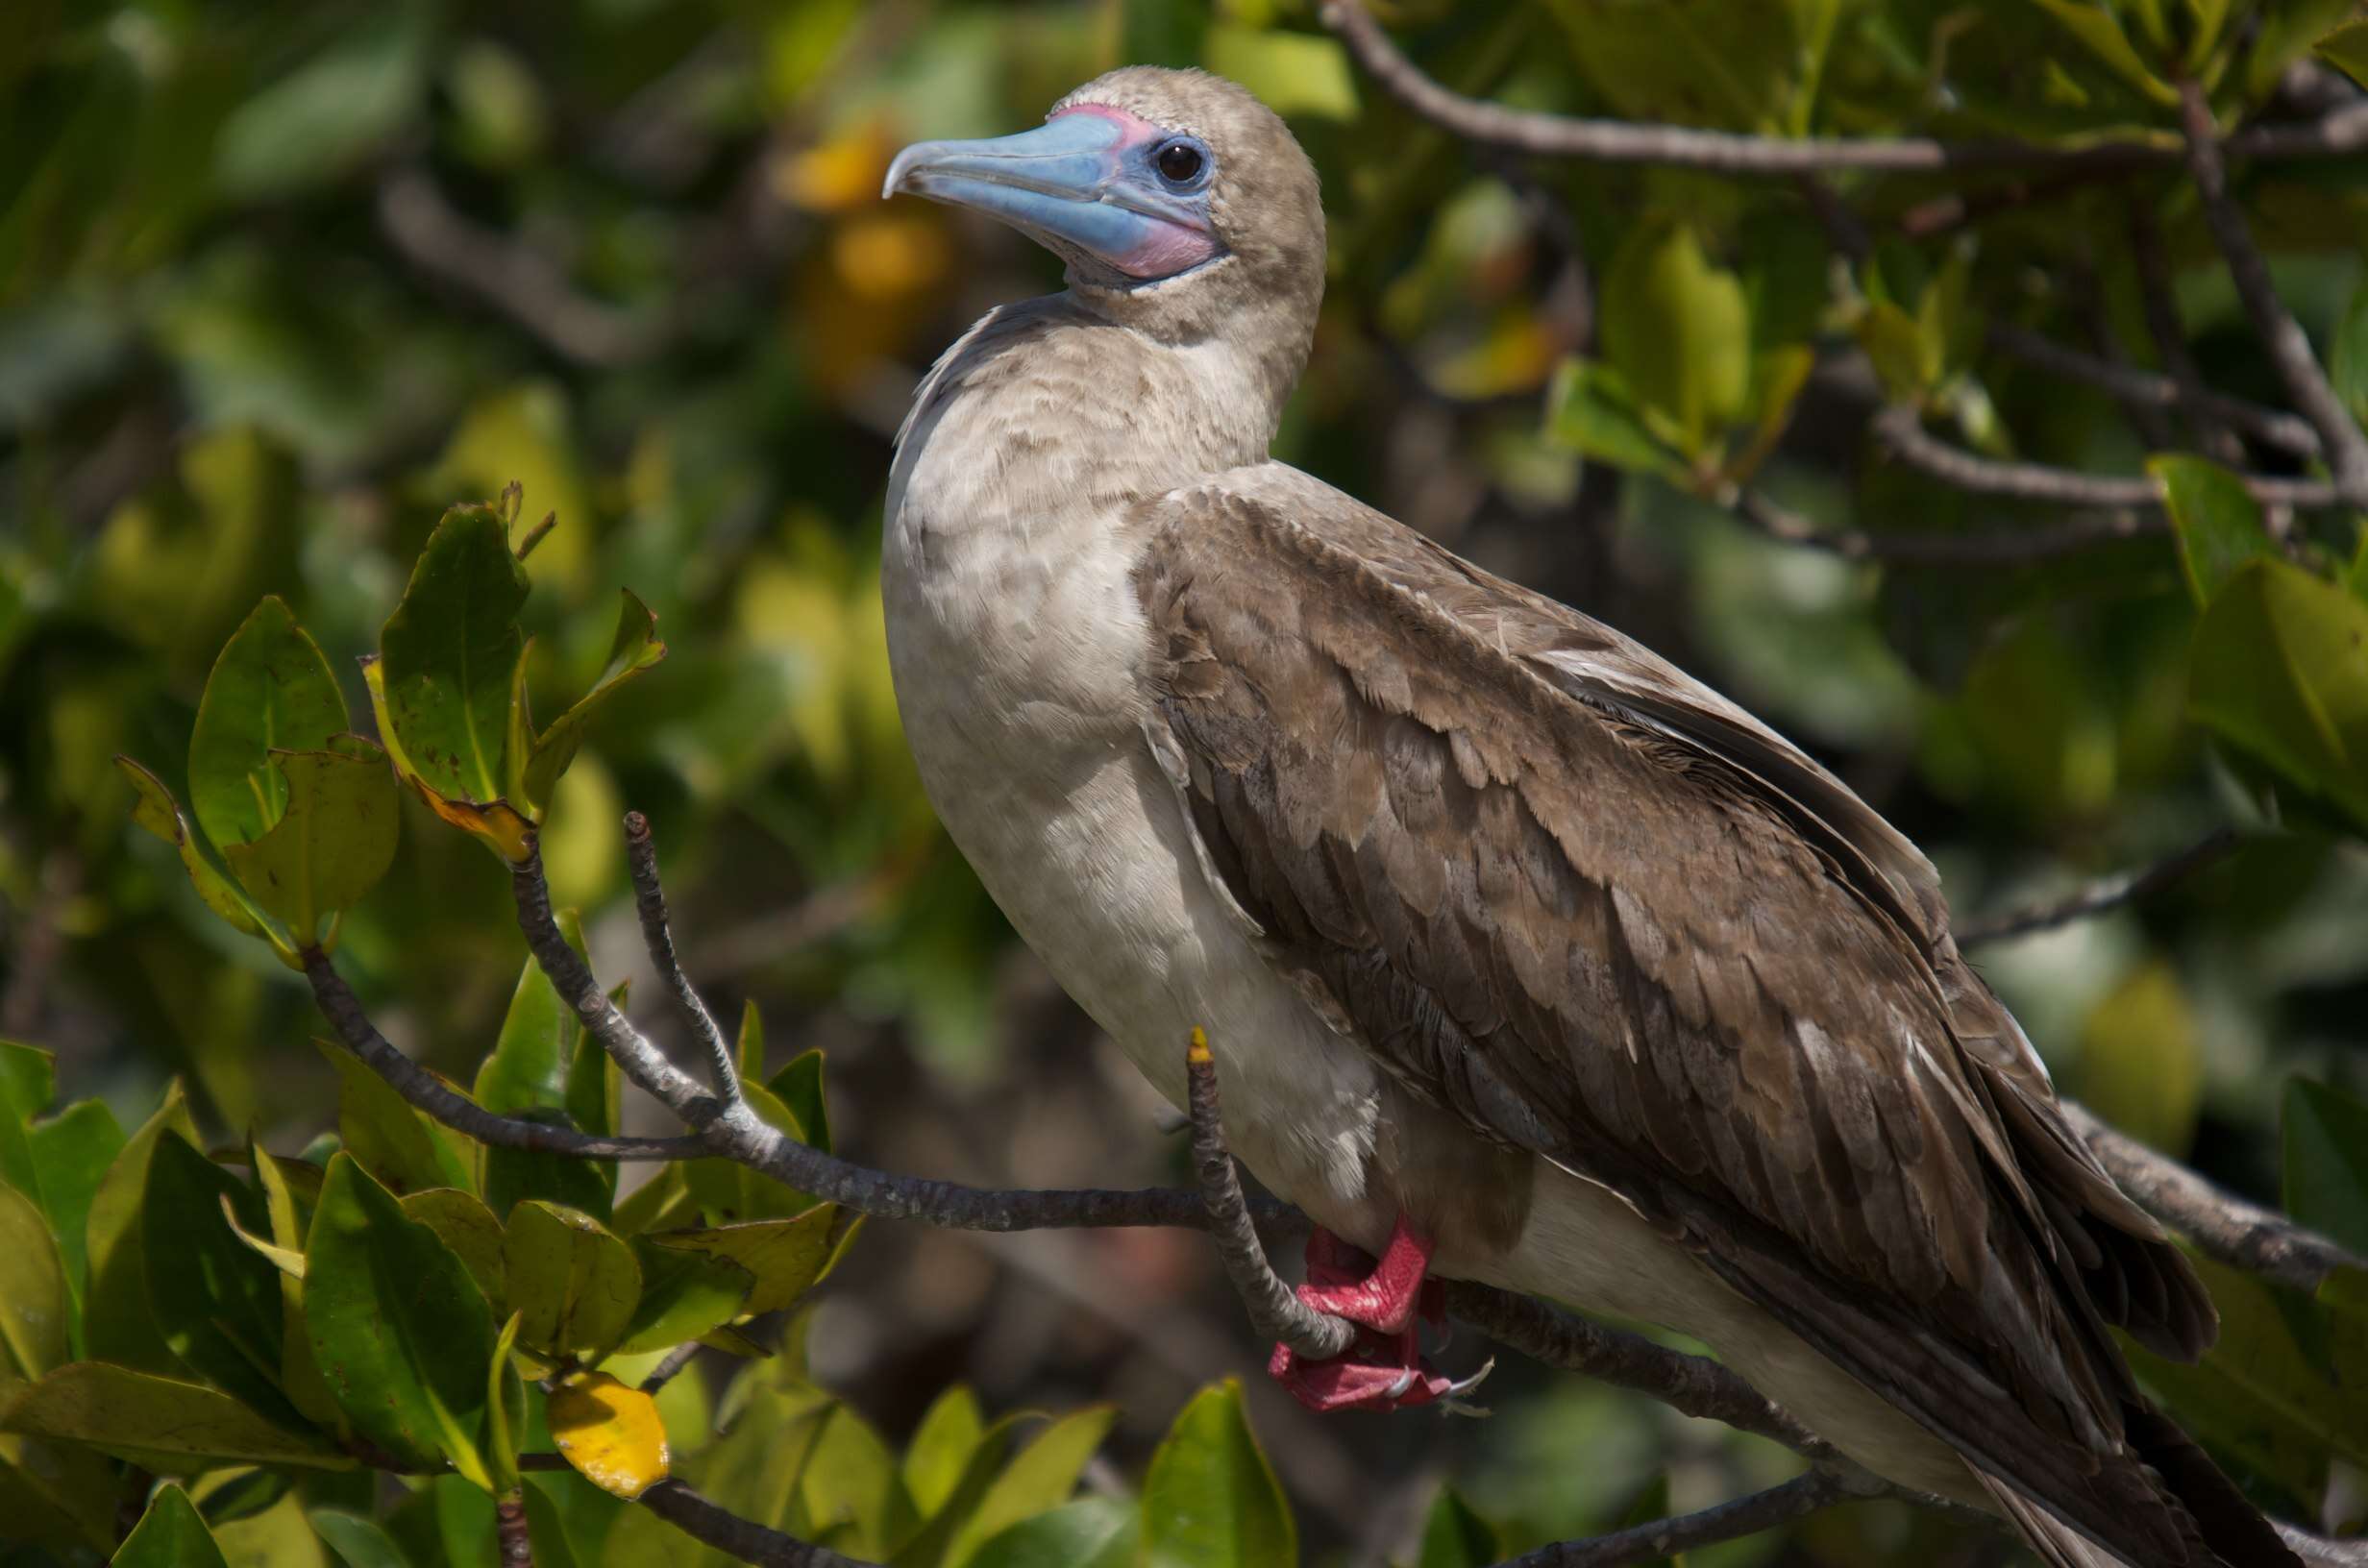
884;67;1324;342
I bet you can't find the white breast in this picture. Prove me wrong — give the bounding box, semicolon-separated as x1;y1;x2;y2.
881;346;1384;1213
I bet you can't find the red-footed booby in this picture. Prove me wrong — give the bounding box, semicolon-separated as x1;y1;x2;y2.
880;67;2293;1568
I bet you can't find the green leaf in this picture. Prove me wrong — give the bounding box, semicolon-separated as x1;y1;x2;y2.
0;1184;68;1383
2131;1254;2368;1507
521;590;668;818
143;1133;308;1433
115;758;279;952
1201;27;1359;120
1545;359;1684;478
2330;273;2368;431
214;9;430;199
943;1407;1116;1568
1601;219;1750;459
2027;0;2180;103
2316;15;2368;90
612;1237;751;1358
801;1401;914;1557
488;1311;526;1495
376;502;530;809
0;1041;52;1178
308;1507;416;1568
645;1209;838;1318
85;1085;201;1373
305;1153;495;1482
3;1362;353;1471
1140;1382;1294;1568
219;745;401;943
253;1146;344;1433
479;953;576;1125
2152;456;2274;607
24;1098;126;1307
484;1112;615;1224
2188;559;2368;829
2074;963;2202;1157
903;1386;986;1519
967;1498;1139;1568
322;1043;475;1198
768;1052;831;1157
1416;1487;1500;1568
503;1202;642;1364
2283;1079;2368;1258
113;1482;231;1568
188;597;350;848
401;1188;507;1306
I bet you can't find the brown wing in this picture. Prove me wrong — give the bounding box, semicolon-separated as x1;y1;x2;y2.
1132;466;2258;1567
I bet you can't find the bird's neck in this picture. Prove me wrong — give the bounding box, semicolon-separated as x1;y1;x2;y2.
893;289;1309;535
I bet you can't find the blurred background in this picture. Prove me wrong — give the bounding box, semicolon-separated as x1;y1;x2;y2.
4;0;2366;1560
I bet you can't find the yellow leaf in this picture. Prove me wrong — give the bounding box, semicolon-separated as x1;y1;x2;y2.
547;1371;669;1499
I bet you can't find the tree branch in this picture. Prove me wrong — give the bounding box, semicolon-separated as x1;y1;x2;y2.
1321;0;2368;176
2126;201;2252;467
624;811;740;1105
1503;1470;1853;1567
1986;321;2321;459
1183;1029;1356;1360
377;168;667;369
1871;404;2344;511
1956;829;2239;945
2177;81;2368;510
302;946;706;1161
294;817;2368;1568
1723;485;2162;566
2063;1104;2366;1294
496;1495;533;1568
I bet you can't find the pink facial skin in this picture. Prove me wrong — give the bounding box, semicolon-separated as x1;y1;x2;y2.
1048;104;1221;280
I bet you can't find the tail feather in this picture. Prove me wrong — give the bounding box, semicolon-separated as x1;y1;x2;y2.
1972;1402;2302;1568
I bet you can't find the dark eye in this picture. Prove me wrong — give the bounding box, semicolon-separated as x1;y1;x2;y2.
1156;141;1205;184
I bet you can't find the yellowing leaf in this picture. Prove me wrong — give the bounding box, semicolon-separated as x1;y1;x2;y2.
548;1371;669;1499
115;758;281;955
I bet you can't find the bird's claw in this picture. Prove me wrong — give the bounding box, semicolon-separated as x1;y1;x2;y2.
1268;1220;1466;1413
1267;1329;1460;1413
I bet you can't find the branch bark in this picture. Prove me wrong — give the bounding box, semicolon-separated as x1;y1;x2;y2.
1956;829;2239;945
1503;1471;1853;1567
1986;321;2322;459
2177;81;2368;510
1322;1;2368;176
2065;1104;2366;1294
1871;404;2344;511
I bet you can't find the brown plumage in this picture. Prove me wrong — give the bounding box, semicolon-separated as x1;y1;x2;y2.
881;64;2294;1568
1135;470;2267;1566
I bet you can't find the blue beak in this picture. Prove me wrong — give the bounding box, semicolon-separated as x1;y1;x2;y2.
884;111;1216;280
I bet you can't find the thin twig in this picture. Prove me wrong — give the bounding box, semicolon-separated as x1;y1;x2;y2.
639;1342;703;1394
377;168;666;369
1986;320;2321;458
295;822;2368;1568
1184;1028;1357;1360
520;1455;884;1563
2178;81;2368;509
511;836;1295;1237
1957;829;2239;945
2127;202;2251;467
1321;0;2368;176
1725;485;2162;566
624;811;740;1104
2064;1104;2366;1294
496;1495;533;1567
302;947;706;1161
1872;404;2344;510
1503;1470;1852;1567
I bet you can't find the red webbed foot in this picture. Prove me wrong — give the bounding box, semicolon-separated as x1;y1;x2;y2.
1268;1219;1473;1414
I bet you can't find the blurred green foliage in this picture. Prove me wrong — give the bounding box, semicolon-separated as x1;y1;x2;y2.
3;0;2368;1562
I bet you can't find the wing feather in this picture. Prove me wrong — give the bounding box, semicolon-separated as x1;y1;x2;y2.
1130;464;2269;1567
